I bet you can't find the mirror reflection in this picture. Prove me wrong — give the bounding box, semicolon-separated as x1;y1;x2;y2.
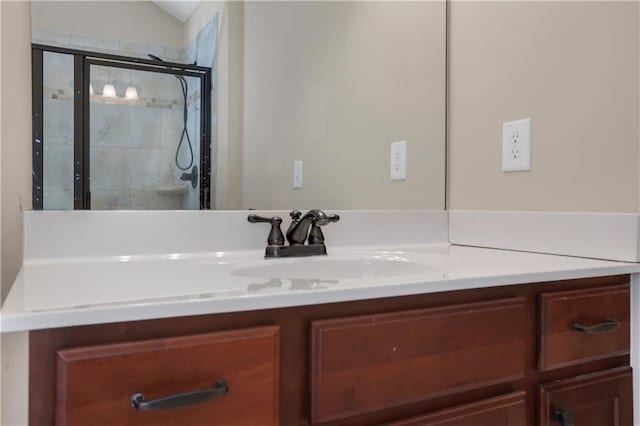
31;1;446;211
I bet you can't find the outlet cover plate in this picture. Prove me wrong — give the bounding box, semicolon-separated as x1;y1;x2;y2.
390;140;407;181
502;118;531;172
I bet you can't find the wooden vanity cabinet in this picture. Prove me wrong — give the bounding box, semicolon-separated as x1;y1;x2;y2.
384;392;527;426
55;326;280;426
29;274;632;425
538;367;633;426
536;285;633;426
538;285;630;371
310;299;526;423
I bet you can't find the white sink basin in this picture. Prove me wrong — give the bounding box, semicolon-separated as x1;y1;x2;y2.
231;257;439;280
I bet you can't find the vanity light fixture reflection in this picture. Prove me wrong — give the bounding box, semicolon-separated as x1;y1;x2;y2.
125;86;138;100
89;84;95;96
102;84;116;98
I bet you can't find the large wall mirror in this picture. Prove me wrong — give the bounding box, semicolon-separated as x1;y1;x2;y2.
30;1;446;211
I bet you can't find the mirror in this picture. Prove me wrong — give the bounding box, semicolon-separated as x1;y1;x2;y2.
31;1;446;211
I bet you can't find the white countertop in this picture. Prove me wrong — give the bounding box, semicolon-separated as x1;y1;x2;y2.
2;244;638;332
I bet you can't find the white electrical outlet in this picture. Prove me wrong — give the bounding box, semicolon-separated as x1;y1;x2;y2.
390;140;407;181
502;118;531;172
293;160;303;189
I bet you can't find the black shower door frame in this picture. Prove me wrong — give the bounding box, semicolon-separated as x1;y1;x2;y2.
32;44;213;210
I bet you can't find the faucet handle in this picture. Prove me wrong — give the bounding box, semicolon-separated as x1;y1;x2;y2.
289;210;302;220
308;213;340;245
247;214;285;246
248;214;281;224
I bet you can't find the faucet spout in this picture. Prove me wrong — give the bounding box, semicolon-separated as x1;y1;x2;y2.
286;209;333;245
287;209;340;245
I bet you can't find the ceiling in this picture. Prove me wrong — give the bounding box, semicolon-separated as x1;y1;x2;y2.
152;1;200;22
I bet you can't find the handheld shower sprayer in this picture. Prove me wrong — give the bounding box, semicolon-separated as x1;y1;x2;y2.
147;54;196;181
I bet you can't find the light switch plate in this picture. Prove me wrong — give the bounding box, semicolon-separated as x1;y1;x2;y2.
502;118;531;172
293;160;303;189
390;140;407;181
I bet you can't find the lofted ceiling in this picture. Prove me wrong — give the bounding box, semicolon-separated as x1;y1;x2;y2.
152;0;200;22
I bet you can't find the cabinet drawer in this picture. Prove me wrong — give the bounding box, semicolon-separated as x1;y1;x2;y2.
538;284;630;371
310;298;526;424
385;391;526;426
538;367;633;426
55;326;279;426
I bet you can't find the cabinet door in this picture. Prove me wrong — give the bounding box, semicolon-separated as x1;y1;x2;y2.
385;392;526;426
539;284;630;371
310;298;526;423
538;367;632;426
55;326;280;426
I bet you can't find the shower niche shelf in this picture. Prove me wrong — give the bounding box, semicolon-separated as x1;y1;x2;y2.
157;185;190;195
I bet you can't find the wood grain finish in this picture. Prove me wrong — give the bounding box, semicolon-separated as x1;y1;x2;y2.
310;298;526;424
385;391;526;426
55;326;279;426
30;274;631;426
538;366;633;426
539;284;630;371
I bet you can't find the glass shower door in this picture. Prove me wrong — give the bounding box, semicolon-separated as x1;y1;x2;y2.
40;51;75;210
88;63;204;210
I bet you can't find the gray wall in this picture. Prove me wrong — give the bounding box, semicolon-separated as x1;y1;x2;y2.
448;1;640;213
239;1;446;210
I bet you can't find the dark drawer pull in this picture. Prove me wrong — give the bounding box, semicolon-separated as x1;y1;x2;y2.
554;409;575;426
131;379;228;411
573;319;620;334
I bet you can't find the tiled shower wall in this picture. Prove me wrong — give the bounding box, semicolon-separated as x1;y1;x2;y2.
32;29;184;61
89;66;201;210
37;23;216;210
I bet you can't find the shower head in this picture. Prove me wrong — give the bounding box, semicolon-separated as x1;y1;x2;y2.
148;54;165;62
148;53;185;84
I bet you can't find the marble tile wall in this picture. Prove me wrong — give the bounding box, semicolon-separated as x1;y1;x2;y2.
43;59;200;210
33;29;184;61
89;66;197;210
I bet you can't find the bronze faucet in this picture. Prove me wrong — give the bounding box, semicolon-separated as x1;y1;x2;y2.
248;209;340;258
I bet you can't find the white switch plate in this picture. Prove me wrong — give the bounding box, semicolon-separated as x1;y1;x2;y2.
390;140;407;181
293;160;303;189
502;118;531;172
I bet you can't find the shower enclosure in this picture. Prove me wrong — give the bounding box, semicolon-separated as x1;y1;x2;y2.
32;45;212;210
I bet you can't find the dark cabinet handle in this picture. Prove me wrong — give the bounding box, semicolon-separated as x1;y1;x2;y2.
554;409;575;426
573;318;620;333
130;379;228;411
